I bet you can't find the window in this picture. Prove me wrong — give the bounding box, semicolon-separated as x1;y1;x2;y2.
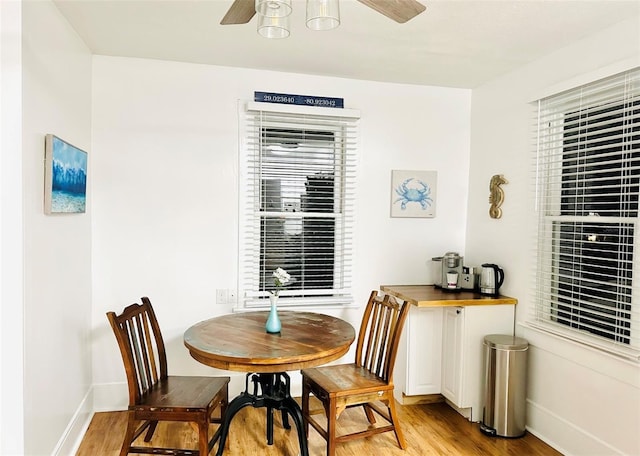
239;102;360;307
532;68;640;359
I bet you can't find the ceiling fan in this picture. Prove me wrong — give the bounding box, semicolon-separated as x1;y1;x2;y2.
220;0;426;25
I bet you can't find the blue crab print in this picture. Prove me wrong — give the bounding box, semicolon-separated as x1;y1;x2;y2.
394;178;433;210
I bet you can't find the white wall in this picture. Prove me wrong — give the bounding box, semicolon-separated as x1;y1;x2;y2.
0;1;25;454
90;55;472;406
466;16;640;456
21;1;93;454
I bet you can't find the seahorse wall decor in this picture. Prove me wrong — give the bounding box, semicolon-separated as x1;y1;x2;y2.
489;174;508;219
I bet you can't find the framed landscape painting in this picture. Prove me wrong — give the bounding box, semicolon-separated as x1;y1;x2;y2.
44;134;88;214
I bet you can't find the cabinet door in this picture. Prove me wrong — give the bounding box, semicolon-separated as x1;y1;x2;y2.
441;306;464;405
405;306;443;396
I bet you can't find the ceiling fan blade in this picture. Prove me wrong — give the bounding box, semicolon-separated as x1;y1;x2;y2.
357;0;426;23
221;0;256;25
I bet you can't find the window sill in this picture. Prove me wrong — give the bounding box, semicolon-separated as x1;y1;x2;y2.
233;302;360;313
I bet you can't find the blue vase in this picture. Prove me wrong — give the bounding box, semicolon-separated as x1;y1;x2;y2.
265;294;282;334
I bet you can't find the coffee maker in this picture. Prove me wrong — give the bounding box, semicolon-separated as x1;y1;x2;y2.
438;252;464;290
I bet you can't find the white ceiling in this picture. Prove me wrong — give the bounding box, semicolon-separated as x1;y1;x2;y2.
52;0;640;88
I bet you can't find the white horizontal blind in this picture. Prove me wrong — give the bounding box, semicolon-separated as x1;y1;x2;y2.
532;68;640;360
239;102;359;308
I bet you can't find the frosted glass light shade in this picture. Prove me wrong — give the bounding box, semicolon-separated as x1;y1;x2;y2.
306;0;340;31
257;14;291;39
255;0;292;18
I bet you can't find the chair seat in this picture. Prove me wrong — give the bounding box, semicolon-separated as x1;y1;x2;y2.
301;363;393;397
135;376;229;412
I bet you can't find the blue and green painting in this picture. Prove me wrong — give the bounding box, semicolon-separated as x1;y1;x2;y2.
50;136;87;213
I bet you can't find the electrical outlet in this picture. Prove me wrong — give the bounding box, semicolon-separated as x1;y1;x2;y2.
228;290;237;304
216;289;227;305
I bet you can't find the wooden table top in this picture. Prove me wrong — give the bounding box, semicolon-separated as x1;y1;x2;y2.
183;311;356;373
380;284;517;307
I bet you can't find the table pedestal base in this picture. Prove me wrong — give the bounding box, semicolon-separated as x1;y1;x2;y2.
215;372;308;456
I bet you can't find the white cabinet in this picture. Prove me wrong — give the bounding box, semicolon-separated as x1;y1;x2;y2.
384;285;518;418
406;306;443;395
394;306;443;404
440;305;515;421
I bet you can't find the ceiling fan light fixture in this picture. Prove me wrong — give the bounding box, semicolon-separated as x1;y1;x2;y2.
257;14;291;39
306;0;340;31
255;0;292;18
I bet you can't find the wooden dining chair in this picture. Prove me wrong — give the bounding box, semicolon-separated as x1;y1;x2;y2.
301;291;410;456
107;297;230;456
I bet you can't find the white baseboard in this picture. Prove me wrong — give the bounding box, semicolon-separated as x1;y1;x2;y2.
526;400;624;456
51;387;94;456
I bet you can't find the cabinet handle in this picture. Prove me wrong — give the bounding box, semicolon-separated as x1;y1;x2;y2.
456;309;461;314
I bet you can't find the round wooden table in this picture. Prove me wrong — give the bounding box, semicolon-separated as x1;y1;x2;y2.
184;310;355;456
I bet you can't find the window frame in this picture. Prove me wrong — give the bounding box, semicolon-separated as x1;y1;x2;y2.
531;68;640;361
237;101;360;309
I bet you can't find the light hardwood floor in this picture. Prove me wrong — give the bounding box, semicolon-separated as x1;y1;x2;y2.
77;398;561;456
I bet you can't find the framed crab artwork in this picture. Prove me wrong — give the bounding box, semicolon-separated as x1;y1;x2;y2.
390;170;437;218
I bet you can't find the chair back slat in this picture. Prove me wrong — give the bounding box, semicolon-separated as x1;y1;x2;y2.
126;318;147;395
107;297;168;406
142;311;160;385
356;293;373;369
369;302;387;375
364;302;381;371
133;312;154;395
355;291;409;382
377;303;396;377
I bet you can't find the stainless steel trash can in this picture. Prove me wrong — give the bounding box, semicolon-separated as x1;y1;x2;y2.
480;334;528;438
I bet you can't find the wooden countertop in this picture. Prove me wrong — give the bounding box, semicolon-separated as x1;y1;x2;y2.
380;285;517;307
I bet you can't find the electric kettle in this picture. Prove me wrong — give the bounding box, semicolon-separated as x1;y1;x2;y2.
479;264;504;296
